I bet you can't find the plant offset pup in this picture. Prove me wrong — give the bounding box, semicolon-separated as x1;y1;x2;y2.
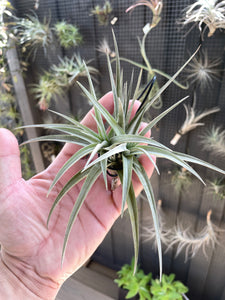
22;33;225;279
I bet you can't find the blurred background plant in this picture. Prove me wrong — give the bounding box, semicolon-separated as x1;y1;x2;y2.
170;167;193;194
206;177;225;201
179;0;225;38
201;126;225;157
13;13;53;58
31;55;98;110
115;257;189;300
54;20;82;49
91;0;113;26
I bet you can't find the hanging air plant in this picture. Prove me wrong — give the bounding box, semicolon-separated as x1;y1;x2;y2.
169;210;222;262
121;1;188;110
207;177;225;200
126;0;163;31
201;126;225;157
185;51;222;91
179;0;225;38
21;32;225;278
54;21;82;49
91;1;113;26
170;167;193;194
142;199;171;249
13;13;53;58
170;96;220;145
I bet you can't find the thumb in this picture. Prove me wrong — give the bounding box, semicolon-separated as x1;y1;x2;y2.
0;128;22;191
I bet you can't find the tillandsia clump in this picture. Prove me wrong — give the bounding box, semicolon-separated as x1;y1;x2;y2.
179;0;225;38
91;1;113;26
185;51;222;91
170;97;220;145
170;167;193;194
207;177;225;200
31;55;98;110
54;21;82;49
201;126;225;157
22;32;225;279
13;13;53;58
169;210;222;262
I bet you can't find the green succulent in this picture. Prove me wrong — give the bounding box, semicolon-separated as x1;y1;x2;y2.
21;32;225;279
54;21;82;48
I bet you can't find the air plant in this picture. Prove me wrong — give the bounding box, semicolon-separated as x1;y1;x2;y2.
121;1;188;110
21;32;225;279
201;126;225;157
54;21;82;49
32;56;98;110
31;73;64;110
91;1;113;26
50;55;98;86
13;13;53;58
126;0;163;31
170;167;193;194
142;200;171;249
170;97;220;145
169;210;222;261
97;38;115;58
207;177;225;200
185;51;222;91
179;0;225;38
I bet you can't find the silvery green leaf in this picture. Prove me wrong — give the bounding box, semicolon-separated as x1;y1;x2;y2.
133;158;162;281
84;140;108;169
132;146;160;175
48;144;97;196
48;109;100;139
62;164;102;264
121;155;133;216
77;81;124;135
174;151;225;176
20;134;89;147
83;143;128;171
47;167;92;227
83;61;106;139
140;96;189;136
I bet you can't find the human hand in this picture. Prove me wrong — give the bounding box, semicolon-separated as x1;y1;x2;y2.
0;92;155;299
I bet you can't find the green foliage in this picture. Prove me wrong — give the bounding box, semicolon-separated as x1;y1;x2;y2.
54;21;82;48
31;55;98;110
22;32;225;280
91;1;113;26
13;13;53;58
115;259;188;300
115;258;152;300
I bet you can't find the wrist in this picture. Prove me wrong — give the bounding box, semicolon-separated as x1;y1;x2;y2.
0;253;60;300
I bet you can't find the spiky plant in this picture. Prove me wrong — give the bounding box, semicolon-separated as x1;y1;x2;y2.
21;33;225;278
207;177;225;200
54;21;82;49
185;51;222;91
91;0;113;26
170;99;220;145
13;13;53;58
31;73;64;110
179;0;225;37
201;126;225;157
50;55;98;86
169;210;222;261
171;167;193;194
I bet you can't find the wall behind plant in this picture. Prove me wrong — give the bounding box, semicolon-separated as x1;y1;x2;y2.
12;1;225;299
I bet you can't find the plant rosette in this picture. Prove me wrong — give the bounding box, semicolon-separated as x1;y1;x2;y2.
21;32;225;279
